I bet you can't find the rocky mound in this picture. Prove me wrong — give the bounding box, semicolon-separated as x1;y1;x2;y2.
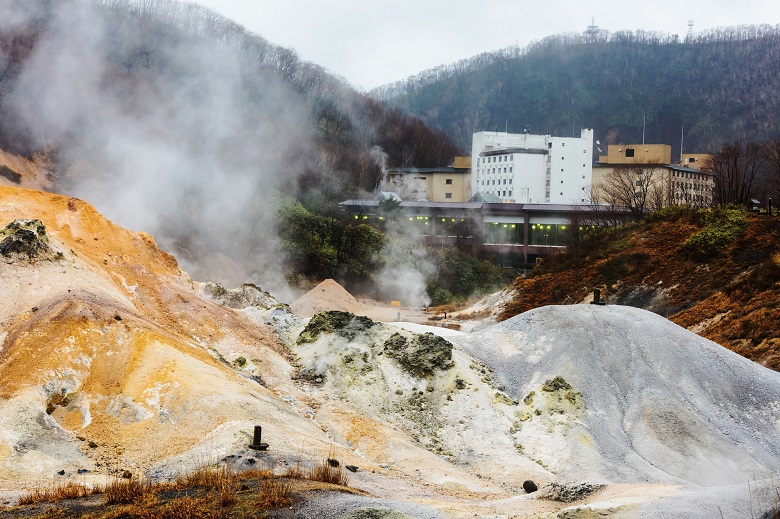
199;282;278;309
0;187;325;485
0;219;62;263
455;304;780;486
290;279;364;317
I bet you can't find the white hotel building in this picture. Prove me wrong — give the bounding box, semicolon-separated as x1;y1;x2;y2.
471;129;594;204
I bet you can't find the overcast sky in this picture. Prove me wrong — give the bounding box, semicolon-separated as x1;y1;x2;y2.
192;0;780;91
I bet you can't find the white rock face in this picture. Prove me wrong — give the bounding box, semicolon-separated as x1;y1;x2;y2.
453;304;780;486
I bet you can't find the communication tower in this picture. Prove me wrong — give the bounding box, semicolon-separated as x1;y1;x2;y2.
586;17;600;43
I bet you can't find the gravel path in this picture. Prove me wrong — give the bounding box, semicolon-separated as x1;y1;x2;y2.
267;490;446;518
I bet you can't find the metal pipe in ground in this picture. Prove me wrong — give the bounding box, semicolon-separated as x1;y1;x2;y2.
249;425;269;450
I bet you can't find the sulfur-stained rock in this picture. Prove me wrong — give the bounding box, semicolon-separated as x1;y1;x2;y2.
0;219;62;263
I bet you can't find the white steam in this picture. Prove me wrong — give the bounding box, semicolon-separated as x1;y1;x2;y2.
4;1;313;295
375;226;434;308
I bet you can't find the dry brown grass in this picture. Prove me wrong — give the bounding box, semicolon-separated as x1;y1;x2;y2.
281;464;306;479
95;496;223;519
306;461;349;486
457;307;492;320
26;507;69;519
148;495;221;519
175;465;235;490
254;478;294;508
15;458;350;518
18;482;99;505
103;477;155;505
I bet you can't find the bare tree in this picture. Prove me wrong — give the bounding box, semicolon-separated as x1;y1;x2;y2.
761;139;780;206
594;162;665;219
704;142;763;206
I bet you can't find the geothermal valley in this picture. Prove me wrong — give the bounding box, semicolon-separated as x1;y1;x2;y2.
1;185;779;519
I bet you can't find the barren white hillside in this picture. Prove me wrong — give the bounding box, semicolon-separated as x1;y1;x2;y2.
455;304;780;487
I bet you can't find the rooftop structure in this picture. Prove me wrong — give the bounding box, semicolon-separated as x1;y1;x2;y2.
471;129;594;204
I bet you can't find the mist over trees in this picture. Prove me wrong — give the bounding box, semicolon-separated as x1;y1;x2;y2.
372;25;780;153
0;0;462;292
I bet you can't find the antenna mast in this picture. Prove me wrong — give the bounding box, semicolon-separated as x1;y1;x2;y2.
586;17;599;43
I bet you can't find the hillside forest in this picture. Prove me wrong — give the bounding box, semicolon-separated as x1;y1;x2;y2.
374;25;780;154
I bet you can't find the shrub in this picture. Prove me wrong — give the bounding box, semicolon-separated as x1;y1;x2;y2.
683;207;748;261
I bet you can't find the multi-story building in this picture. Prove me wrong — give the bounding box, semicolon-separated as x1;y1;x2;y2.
593;144;714;207
471;129;594;204
385;156;471;202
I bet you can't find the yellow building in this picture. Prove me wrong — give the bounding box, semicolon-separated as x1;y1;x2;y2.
679;153;711;168
598;144;672;165
593;144;714;208
386;157;471;202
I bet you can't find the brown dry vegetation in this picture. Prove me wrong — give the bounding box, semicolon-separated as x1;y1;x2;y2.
500;207;780;370
5;463;352;519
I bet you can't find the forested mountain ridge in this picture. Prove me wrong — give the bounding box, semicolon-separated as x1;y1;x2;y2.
0;0;461;289
372;25;780;153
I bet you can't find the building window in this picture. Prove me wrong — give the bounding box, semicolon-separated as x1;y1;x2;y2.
509;178;513;184
504;168;507;173
562;142;565;146
445;193;452;199
445;179;453;185
626;149;635;157
509;190;512;196
510;167;513;173
562;157;565;160
560;180;564;184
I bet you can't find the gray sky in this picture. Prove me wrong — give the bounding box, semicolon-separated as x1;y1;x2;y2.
192;0;780;91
